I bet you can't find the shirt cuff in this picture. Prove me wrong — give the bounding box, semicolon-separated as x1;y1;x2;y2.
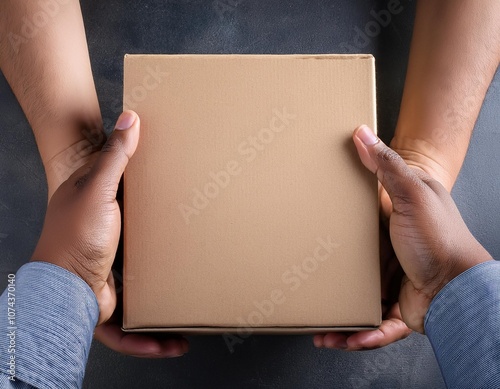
424;260;500;389
0;262;99;389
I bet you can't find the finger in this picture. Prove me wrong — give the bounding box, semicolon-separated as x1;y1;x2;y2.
353;125;422;206
314;304;412;351
90;110;140;197
313;332;349;349
344;304;412;350
94;323;189;358
344;318;412;350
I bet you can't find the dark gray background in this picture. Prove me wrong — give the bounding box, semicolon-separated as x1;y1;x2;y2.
1;0;499;388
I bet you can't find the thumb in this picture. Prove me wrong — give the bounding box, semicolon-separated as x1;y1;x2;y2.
90;110;140;196
352;125;420;206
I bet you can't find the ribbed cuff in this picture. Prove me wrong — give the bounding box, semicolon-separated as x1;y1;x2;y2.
0;262;99;389
425;260;500;389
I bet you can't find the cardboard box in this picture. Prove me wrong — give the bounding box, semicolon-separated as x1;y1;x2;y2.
123;54;381;333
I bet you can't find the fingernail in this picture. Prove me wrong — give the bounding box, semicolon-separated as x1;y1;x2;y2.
337;339;348;350
115;111;136;130
356;125;379;146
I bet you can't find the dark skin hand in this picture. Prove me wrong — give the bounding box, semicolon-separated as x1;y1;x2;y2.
315;125;493;349
30;111;189;358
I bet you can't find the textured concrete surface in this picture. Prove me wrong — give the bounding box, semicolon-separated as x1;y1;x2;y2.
1;0;499;387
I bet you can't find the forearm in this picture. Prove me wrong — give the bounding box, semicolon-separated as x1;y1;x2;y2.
0;0;103;199
392;0;500;191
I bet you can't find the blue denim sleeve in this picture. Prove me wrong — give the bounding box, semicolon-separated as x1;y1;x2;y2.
0;262;99;389
424;260;500;389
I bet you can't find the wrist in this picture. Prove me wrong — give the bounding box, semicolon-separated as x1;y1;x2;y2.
30;255;94;289
390;136;456;192
44;134;104;199
404;241;493;334
30;256;112;324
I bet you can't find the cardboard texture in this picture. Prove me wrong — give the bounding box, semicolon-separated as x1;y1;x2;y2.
123;54;381;333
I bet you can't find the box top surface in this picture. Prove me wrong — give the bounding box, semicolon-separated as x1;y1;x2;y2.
123;54;380;332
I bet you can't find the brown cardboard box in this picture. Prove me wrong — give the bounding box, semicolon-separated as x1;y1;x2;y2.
123;54;381;334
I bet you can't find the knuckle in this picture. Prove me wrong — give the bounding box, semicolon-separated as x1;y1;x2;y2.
73;165;93;190
391;190;415;208
101;135;124;154
101;135;132;164
74;173;90;189
376;147;401;166
384;319;398;331
383;319;410;339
